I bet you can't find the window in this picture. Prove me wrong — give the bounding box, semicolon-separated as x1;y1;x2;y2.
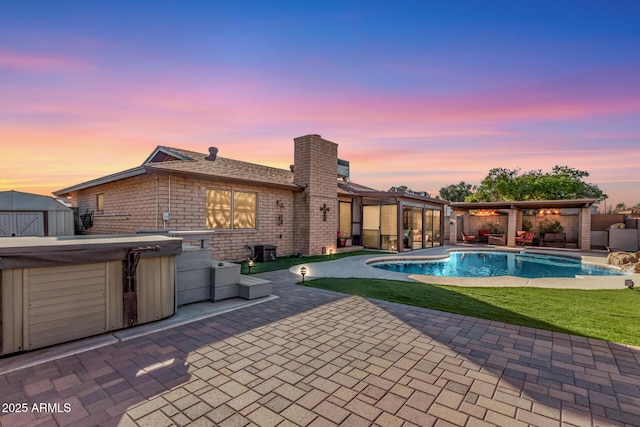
339;202;352;237
96;194;104;213
206;189;256;230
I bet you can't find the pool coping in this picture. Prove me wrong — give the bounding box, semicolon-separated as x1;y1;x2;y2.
303;246;639;290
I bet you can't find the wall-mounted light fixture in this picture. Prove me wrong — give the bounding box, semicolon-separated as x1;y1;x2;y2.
538;209;560;215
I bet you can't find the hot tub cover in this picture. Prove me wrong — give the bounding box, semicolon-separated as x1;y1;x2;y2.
0;235;183;269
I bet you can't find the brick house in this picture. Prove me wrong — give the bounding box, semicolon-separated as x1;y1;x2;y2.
54;134;446;260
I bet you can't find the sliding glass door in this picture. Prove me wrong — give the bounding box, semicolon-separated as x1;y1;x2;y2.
403;206;423;250
362;205;397;250
362;206;380;249
380;205;398;251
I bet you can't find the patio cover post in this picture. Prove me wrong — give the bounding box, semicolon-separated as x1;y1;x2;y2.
397;202;404;251
449;210;459;244
579;207;592;251
507;208;518;247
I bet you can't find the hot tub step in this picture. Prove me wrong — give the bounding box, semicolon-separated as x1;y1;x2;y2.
238;276;272;300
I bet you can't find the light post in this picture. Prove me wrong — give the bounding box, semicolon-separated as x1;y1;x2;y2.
300;266;307;283
247;258;254;274
329;249;333;260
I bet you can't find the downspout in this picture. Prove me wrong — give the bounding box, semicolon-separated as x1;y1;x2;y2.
155;175;159;229
163;175;172;230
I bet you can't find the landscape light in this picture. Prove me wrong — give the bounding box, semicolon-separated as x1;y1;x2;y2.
300;266;307;283
247;258;254;274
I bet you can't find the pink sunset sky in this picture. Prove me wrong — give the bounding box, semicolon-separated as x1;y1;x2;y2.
1;2;639;210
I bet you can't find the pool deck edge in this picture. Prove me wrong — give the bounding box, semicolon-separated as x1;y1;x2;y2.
296;245;638;290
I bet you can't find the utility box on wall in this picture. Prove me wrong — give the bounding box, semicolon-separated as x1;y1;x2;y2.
254;245;276;262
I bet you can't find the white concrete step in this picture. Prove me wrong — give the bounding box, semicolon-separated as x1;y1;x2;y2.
238;275;272;299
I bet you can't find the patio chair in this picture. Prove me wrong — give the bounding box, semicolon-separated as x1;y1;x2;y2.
516;231;535;246
477;229;489;243
461;231;477;244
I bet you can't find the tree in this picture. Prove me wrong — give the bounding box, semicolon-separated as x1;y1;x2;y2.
466;168;520;202
466;165;607;203
439;181;475;202
614;203;626;213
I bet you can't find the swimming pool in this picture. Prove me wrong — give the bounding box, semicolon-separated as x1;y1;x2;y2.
371;251;626;278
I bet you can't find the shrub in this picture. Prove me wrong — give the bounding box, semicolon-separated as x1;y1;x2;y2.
538;219;563;235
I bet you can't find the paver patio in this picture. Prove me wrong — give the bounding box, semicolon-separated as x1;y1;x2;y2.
1;268;639;426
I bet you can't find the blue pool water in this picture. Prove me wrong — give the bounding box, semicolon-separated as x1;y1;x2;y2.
371;252;625;278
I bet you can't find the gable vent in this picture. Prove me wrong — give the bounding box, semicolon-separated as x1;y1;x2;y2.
205;147;218;161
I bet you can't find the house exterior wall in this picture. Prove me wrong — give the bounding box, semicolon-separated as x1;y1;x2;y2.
71;174;158;234
69;174;297;261
293;135;339;255
59;135;355;260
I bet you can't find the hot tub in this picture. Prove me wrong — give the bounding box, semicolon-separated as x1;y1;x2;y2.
0;235;182;355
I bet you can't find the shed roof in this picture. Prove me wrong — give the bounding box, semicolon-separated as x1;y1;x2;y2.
0;190;72;211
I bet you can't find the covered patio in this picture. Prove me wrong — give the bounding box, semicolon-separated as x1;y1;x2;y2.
449;199;596;251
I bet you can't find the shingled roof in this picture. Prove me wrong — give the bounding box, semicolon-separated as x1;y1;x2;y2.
338;180;379;195
144;146;298;189
54;145;377;196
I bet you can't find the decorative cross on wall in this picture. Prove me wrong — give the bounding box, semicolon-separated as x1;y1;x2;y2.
320;204;330;221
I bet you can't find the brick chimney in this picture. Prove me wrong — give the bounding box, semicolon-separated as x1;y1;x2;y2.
293;134;339;256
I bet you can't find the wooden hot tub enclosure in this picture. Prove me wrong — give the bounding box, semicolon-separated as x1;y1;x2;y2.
0;235;182;356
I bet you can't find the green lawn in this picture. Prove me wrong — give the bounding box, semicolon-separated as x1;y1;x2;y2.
301;278;640;346
238;250;390;274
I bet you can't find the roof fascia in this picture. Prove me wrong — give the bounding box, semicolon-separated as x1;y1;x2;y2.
53;167;147;196
358;191;447;206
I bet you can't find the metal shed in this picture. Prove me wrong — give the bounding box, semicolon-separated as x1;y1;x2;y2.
0;190;74;237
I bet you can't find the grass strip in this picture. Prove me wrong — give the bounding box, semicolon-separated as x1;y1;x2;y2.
238;250;390;274
301;278;640;346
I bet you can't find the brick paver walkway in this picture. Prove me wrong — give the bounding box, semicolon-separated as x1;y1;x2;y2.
1;270;639;426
